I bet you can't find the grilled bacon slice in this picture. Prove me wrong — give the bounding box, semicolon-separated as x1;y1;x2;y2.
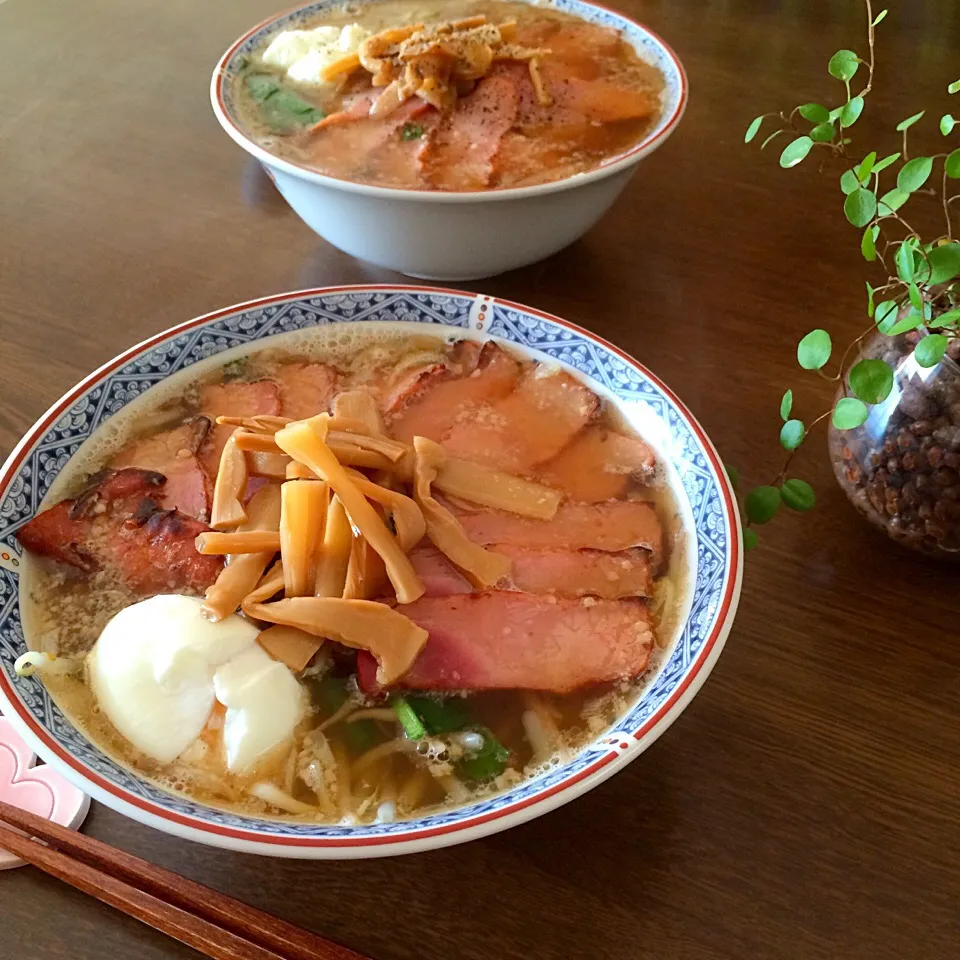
387;342;521;443
110;417;211;519
17;468;222;596
498;545;653;599
397;591;655;693
198;380;282;479
452;498;663;567
440;365;599;473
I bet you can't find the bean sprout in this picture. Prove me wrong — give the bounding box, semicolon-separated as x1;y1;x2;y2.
250;782;318;815
14;651;81;678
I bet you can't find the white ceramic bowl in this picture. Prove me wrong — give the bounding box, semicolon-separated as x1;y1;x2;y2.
0;287;739;858
210;1;687;280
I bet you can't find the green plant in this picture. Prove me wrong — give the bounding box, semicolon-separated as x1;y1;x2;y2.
735;0;960;549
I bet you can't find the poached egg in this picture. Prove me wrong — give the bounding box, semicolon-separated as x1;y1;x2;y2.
88;595;303;774
261;23;371;86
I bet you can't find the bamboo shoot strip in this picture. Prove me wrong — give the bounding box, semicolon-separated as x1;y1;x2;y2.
246;598;427;685
413;436;510;588
280;479;328;596
315;495;352;598
274;419;424;604
210;434;249;530
201;484;281;621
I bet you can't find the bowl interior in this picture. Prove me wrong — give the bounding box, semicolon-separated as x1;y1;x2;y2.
0;288;737;856
214;0;687;193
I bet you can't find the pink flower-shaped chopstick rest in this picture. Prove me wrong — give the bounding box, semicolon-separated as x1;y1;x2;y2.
0;715;90;869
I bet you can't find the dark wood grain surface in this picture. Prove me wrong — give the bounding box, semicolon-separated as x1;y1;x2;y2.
2;0;959;958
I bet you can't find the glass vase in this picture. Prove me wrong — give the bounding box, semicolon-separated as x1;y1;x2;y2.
829;331;960;557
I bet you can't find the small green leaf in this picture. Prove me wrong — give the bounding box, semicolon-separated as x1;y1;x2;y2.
780;389;793;421
840;169;860;194
896;110;925;132
797;329;832;370
915;334;948;368
844;187;877;227
810;122;836;142
875;300;899;334
746;486;781;525
780;136;814;168
841;96;865;126
780;478;816;512
896;241;916;281
798;103;830;123
246;74;282;101
828;106;844;122
908;282;923;312
878;188;909;214
925;242;960;284
743;528;759;551
872;8;888;25
897;156;933;193
745;115;764;143
949;80;960;95
866;281;876;317
849;358;894;404
725;464;740;489
941;114;957;136
927;307;960;329
780;419;805;450
888;312;924;336
861;225;879;262
400;122;424;141
872;152;901;174
914;244;935;282
855;151;877;183
245;75;326;129
828;49;860;82
946;149;960;178
833;397;869;429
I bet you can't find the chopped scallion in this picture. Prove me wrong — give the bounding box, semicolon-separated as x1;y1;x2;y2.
405;694;468;734
456;726;509;782
392;696;427;740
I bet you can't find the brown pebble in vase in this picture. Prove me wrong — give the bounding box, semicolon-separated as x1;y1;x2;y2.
829;330;960;558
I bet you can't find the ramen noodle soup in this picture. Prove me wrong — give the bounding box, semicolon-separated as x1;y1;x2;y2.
230;0;665;190
16;329;685;824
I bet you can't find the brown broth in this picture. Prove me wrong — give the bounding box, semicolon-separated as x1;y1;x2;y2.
232;0;665;190
22;329;687;824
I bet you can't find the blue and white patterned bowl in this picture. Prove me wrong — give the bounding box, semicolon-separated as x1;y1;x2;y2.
0;288;740;858
210;1;688;279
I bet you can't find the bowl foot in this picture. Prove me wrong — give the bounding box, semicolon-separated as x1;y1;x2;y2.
400;269;507;282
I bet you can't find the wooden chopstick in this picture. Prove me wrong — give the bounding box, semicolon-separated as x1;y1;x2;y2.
0;800;367;960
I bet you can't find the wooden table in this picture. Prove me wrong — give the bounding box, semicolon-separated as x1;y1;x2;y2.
2;0;959;957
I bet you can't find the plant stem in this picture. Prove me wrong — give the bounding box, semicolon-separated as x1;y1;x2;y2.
877;209;922;240
859;0;877;98
835;322;881;384
772;411;833;486
944;162;954;240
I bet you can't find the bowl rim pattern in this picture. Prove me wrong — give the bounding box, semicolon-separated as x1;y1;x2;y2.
0;286;740;858
209;0;689;202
